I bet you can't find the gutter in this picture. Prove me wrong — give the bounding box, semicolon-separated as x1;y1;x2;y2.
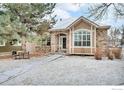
48;28;68;32
97;26;111;29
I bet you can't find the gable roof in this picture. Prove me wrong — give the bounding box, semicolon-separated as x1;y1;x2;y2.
51;17;78;30
49;16;110;31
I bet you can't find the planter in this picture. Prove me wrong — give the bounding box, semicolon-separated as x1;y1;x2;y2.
95;48;102;60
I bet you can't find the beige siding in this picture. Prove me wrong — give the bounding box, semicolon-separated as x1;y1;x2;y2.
73;48;95;55
74;19;91;30
92;32;95;47
66;30;69;53
51;32;55;52
68;28;73;54
50;19;108;55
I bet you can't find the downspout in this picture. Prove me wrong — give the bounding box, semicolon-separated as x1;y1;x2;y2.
91;25;93;54
69;28;72;54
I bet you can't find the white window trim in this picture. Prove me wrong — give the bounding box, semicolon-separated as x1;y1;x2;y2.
69;28;71;53
73;29;92;48
72;27;74;54
59;36;66;50
91;26;93;54
94;27;96;52
0;41;5;46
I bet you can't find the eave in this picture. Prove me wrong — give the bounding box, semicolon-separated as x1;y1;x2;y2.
49;28;68;32
97;26;111;30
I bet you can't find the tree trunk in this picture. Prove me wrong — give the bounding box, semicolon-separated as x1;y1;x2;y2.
21;36;26;51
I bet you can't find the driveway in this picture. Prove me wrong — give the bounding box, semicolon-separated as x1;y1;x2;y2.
0;55;124;85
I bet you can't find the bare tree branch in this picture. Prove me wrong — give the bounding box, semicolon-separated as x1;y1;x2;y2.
88;3;124;20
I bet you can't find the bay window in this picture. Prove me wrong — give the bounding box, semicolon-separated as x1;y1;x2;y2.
74;29;91;47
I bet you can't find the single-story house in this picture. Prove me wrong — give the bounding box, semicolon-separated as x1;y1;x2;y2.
0;40;22;52
0;40;36;53
49;16;110;55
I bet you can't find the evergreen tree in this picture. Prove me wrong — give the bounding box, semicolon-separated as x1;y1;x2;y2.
0;3;56;51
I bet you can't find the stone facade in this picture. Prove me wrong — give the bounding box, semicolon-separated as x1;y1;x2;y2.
96;29;108;56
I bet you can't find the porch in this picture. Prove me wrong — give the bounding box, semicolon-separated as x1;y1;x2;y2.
51;32;69;53
50;30;96;55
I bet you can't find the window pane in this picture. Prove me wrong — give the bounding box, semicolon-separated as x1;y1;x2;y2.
87;35;90;40
74;41;81;46
83;41;86;46
74;41;77;46
83;31;86;34
79;41;81;46
87;32;90;34
74;34;77;40
79;31;82;34
79;34;81;40
74;30;91;47
76;35;80;40
87;41;90;46
83;35;86;40
74;34;82;41
74;34;78;40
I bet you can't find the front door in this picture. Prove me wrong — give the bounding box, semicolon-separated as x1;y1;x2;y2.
60;36;66;50
63;37;66;49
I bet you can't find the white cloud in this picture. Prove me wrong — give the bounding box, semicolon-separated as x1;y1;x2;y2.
53;3;85;19
53;8;71;19
55;3;84;12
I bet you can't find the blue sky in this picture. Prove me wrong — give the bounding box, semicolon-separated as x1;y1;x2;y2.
53;3;124;28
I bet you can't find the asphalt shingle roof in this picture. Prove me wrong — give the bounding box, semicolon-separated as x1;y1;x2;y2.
52;17;78;30
50;16;110;31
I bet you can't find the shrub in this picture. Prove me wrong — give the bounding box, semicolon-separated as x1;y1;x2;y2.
108;49;114;60
113;48;122;59
95;48;102;60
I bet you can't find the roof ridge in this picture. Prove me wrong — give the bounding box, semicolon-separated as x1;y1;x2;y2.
50;16;110;31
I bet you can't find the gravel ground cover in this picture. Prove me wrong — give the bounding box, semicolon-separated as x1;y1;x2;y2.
0;55;124;85
0;57;44;73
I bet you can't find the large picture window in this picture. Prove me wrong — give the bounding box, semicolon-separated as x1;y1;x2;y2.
74;29;91;47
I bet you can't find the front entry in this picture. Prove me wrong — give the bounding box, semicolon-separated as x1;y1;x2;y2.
62;37;66;49
59;36;66;50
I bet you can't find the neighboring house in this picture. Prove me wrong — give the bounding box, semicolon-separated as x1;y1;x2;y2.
0;40;37;53
0;40;22;52
49;16;110;55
